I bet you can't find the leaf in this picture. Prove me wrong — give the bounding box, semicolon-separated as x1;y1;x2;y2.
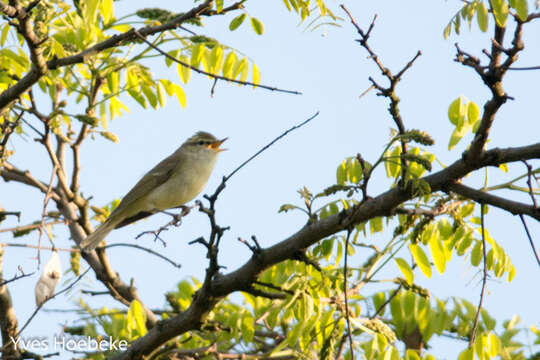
410;244;432;278
448;127;467;150
216;0;224;13
177;58;191;84
395;258;414;286
448;97;466;127
127;300;147;338
141;85;157;108
190;44;205;68
278;204;298;213
222;51;237;79
252;63;260;88
99;131;119;143
429;235;446;274
471;240;483;266
156;82;166;107
490;0;509;27
1;24;10;46
174;85;186;108
370;217;383;234
467;101;480;125
229;14;247;31
250;17;264;35
512;0;528;21
476;1;489;32
241;313;254;342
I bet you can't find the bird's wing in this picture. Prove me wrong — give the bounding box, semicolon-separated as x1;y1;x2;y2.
110;148;184;217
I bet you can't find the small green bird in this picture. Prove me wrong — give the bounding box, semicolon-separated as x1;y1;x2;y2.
80;131;227;251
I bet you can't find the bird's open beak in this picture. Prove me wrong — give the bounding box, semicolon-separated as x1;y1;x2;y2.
208;137;228;152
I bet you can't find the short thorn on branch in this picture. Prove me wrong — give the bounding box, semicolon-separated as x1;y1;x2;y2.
135;205;195;246
238;235;262;256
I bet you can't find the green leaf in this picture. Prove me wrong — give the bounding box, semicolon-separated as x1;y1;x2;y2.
471;240;483;266
141;85;157;108
458;348;474;360
99;131;119;143
370;217;383;234
429;235;446;274
156;82;166;107
250;17;264;35
448;127;467;150
216;0;224;13
1;24;10;46
448;96;466;127
395;258;414;285
410;244;432;278
512;0;528;21
467;101;480;125
476;1;489;32
490;0;509;27
241;313;254;342
229;14;246;31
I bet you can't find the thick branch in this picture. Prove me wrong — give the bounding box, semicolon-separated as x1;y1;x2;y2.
445;182;539;220
112;142;540;359
0;0;214;111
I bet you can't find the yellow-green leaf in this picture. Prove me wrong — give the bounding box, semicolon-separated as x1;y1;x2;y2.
512;0;528;21
229;13;246;31
429;235;446;274
191;44;205;68
99;131;119;143
476;1;489;32
410;244;432;278
216;0;224;13
252;63;260;88
1;24;10;46
448;96;466;127
174;85;186;108
490;0;509;27
250;17;264;35
467;101;480;125
395;258;414;285
177;58;191;84
471;240;483;266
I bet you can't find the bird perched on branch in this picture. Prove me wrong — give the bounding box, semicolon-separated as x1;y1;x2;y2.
80;131;227;251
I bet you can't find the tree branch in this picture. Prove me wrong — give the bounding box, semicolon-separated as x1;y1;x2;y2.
0;0;215;111
111;139;540;359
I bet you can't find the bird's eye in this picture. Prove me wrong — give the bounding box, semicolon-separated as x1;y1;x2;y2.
198;141;205;146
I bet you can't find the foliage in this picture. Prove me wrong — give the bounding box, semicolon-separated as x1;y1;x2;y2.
0;0;538;359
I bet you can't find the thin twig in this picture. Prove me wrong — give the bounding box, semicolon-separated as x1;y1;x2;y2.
104;243;182;269
519;214;540;267
0;243;77;253
37;164;58;267
0;220;66;233
343;229;354;358
0;270;34;287
522;160;538;208
133;30;301;95
469;204;488;347
225;111;319;181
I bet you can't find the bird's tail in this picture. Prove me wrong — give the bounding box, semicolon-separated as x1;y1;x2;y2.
80;218;117;252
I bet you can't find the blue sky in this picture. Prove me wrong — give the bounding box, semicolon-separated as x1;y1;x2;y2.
1;0;539;358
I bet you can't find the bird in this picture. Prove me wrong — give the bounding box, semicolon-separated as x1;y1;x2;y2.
80;131;227;251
